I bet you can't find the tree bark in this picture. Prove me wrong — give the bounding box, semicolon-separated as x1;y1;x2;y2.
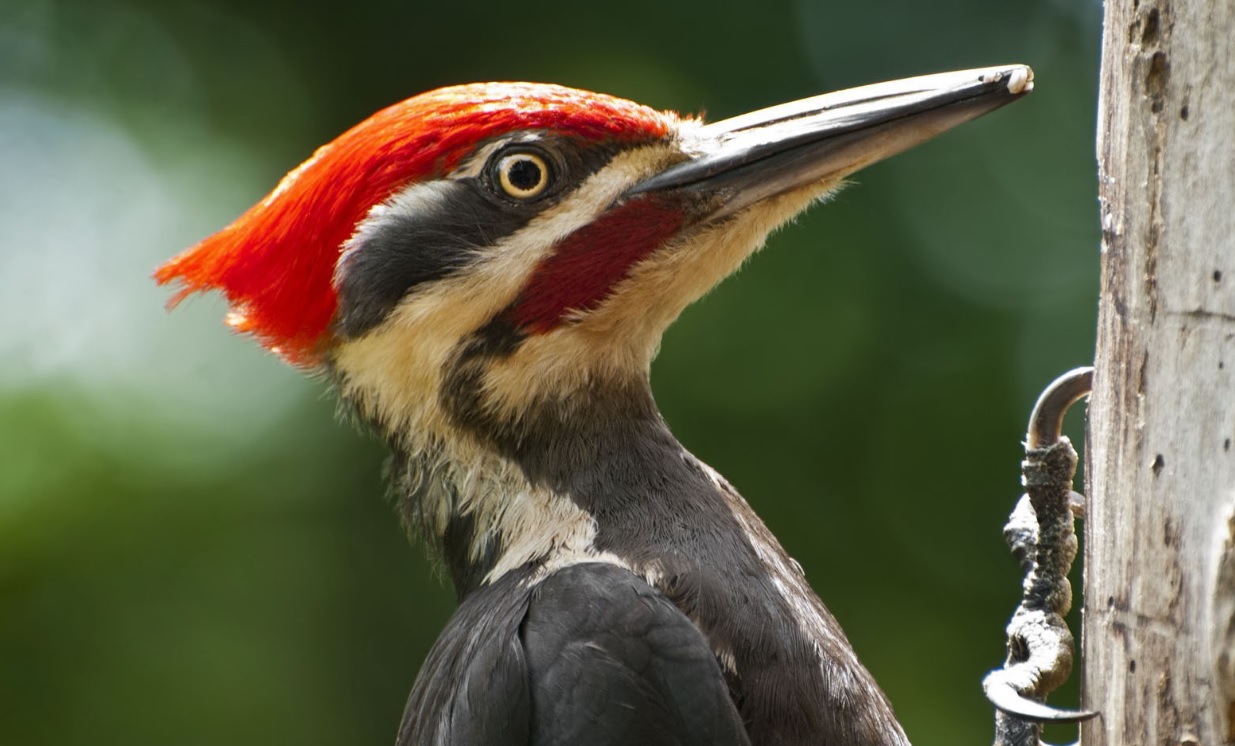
1085;0;1235;743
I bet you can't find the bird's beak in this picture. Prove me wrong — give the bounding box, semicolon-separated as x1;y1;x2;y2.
628;65;1033;218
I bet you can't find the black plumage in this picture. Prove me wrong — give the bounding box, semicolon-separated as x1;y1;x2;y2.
399;564;749;746
381;371;906;746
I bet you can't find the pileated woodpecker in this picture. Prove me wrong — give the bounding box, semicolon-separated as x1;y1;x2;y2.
157;66;1032;745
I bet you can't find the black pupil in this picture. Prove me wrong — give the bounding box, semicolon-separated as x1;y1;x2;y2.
507;158;543;192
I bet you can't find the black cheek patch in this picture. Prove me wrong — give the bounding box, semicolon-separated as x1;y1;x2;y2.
332;180;536;339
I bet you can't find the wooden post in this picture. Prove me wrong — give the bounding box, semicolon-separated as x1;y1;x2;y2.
1085;0;1235;743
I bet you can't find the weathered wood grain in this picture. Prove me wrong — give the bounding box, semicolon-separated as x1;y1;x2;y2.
1086;0;1235;743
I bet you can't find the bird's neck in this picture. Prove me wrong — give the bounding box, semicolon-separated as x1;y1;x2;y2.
384;375;906;744
390;376;680;597
388;374;793;595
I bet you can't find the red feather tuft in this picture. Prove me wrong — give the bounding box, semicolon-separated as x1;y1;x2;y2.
155;83;675;365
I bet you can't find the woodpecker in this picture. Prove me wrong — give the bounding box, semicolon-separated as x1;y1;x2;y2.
157;65;1032;746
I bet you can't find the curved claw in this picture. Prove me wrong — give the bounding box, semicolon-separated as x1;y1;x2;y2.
1026;367;1094;449
983;674;1099;723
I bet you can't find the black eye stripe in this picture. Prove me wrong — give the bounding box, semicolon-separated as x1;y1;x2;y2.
331;135;631;341
333;180;535;340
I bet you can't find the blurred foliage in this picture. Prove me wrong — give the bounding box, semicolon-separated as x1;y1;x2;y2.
0;0;1100;743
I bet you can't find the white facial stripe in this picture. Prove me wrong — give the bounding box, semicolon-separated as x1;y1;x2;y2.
331;142;683;442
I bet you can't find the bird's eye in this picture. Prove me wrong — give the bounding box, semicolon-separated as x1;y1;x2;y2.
495;151;551;200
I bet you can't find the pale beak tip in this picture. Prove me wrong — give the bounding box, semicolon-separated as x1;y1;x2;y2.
984;65;1035;96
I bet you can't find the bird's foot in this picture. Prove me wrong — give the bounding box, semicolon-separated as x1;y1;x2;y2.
985;367;1099;746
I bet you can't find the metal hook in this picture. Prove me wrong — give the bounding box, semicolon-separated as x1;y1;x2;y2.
985;367;1099;745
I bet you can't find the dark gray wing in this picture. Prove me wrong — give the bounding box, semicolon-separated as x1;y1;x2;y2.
522;562;750;746
397;571;534;746
398;562;749;746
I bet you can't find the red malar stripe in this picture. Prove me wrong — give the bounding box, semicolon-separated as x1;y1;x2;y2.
511;197;684;334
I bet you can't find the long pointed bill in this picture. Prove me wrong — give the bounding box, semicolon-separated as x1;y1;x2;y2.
629;65;1033;217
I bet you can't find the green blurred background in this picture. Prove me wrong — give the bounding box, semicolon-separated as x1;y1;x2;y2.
0;0;1100;743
